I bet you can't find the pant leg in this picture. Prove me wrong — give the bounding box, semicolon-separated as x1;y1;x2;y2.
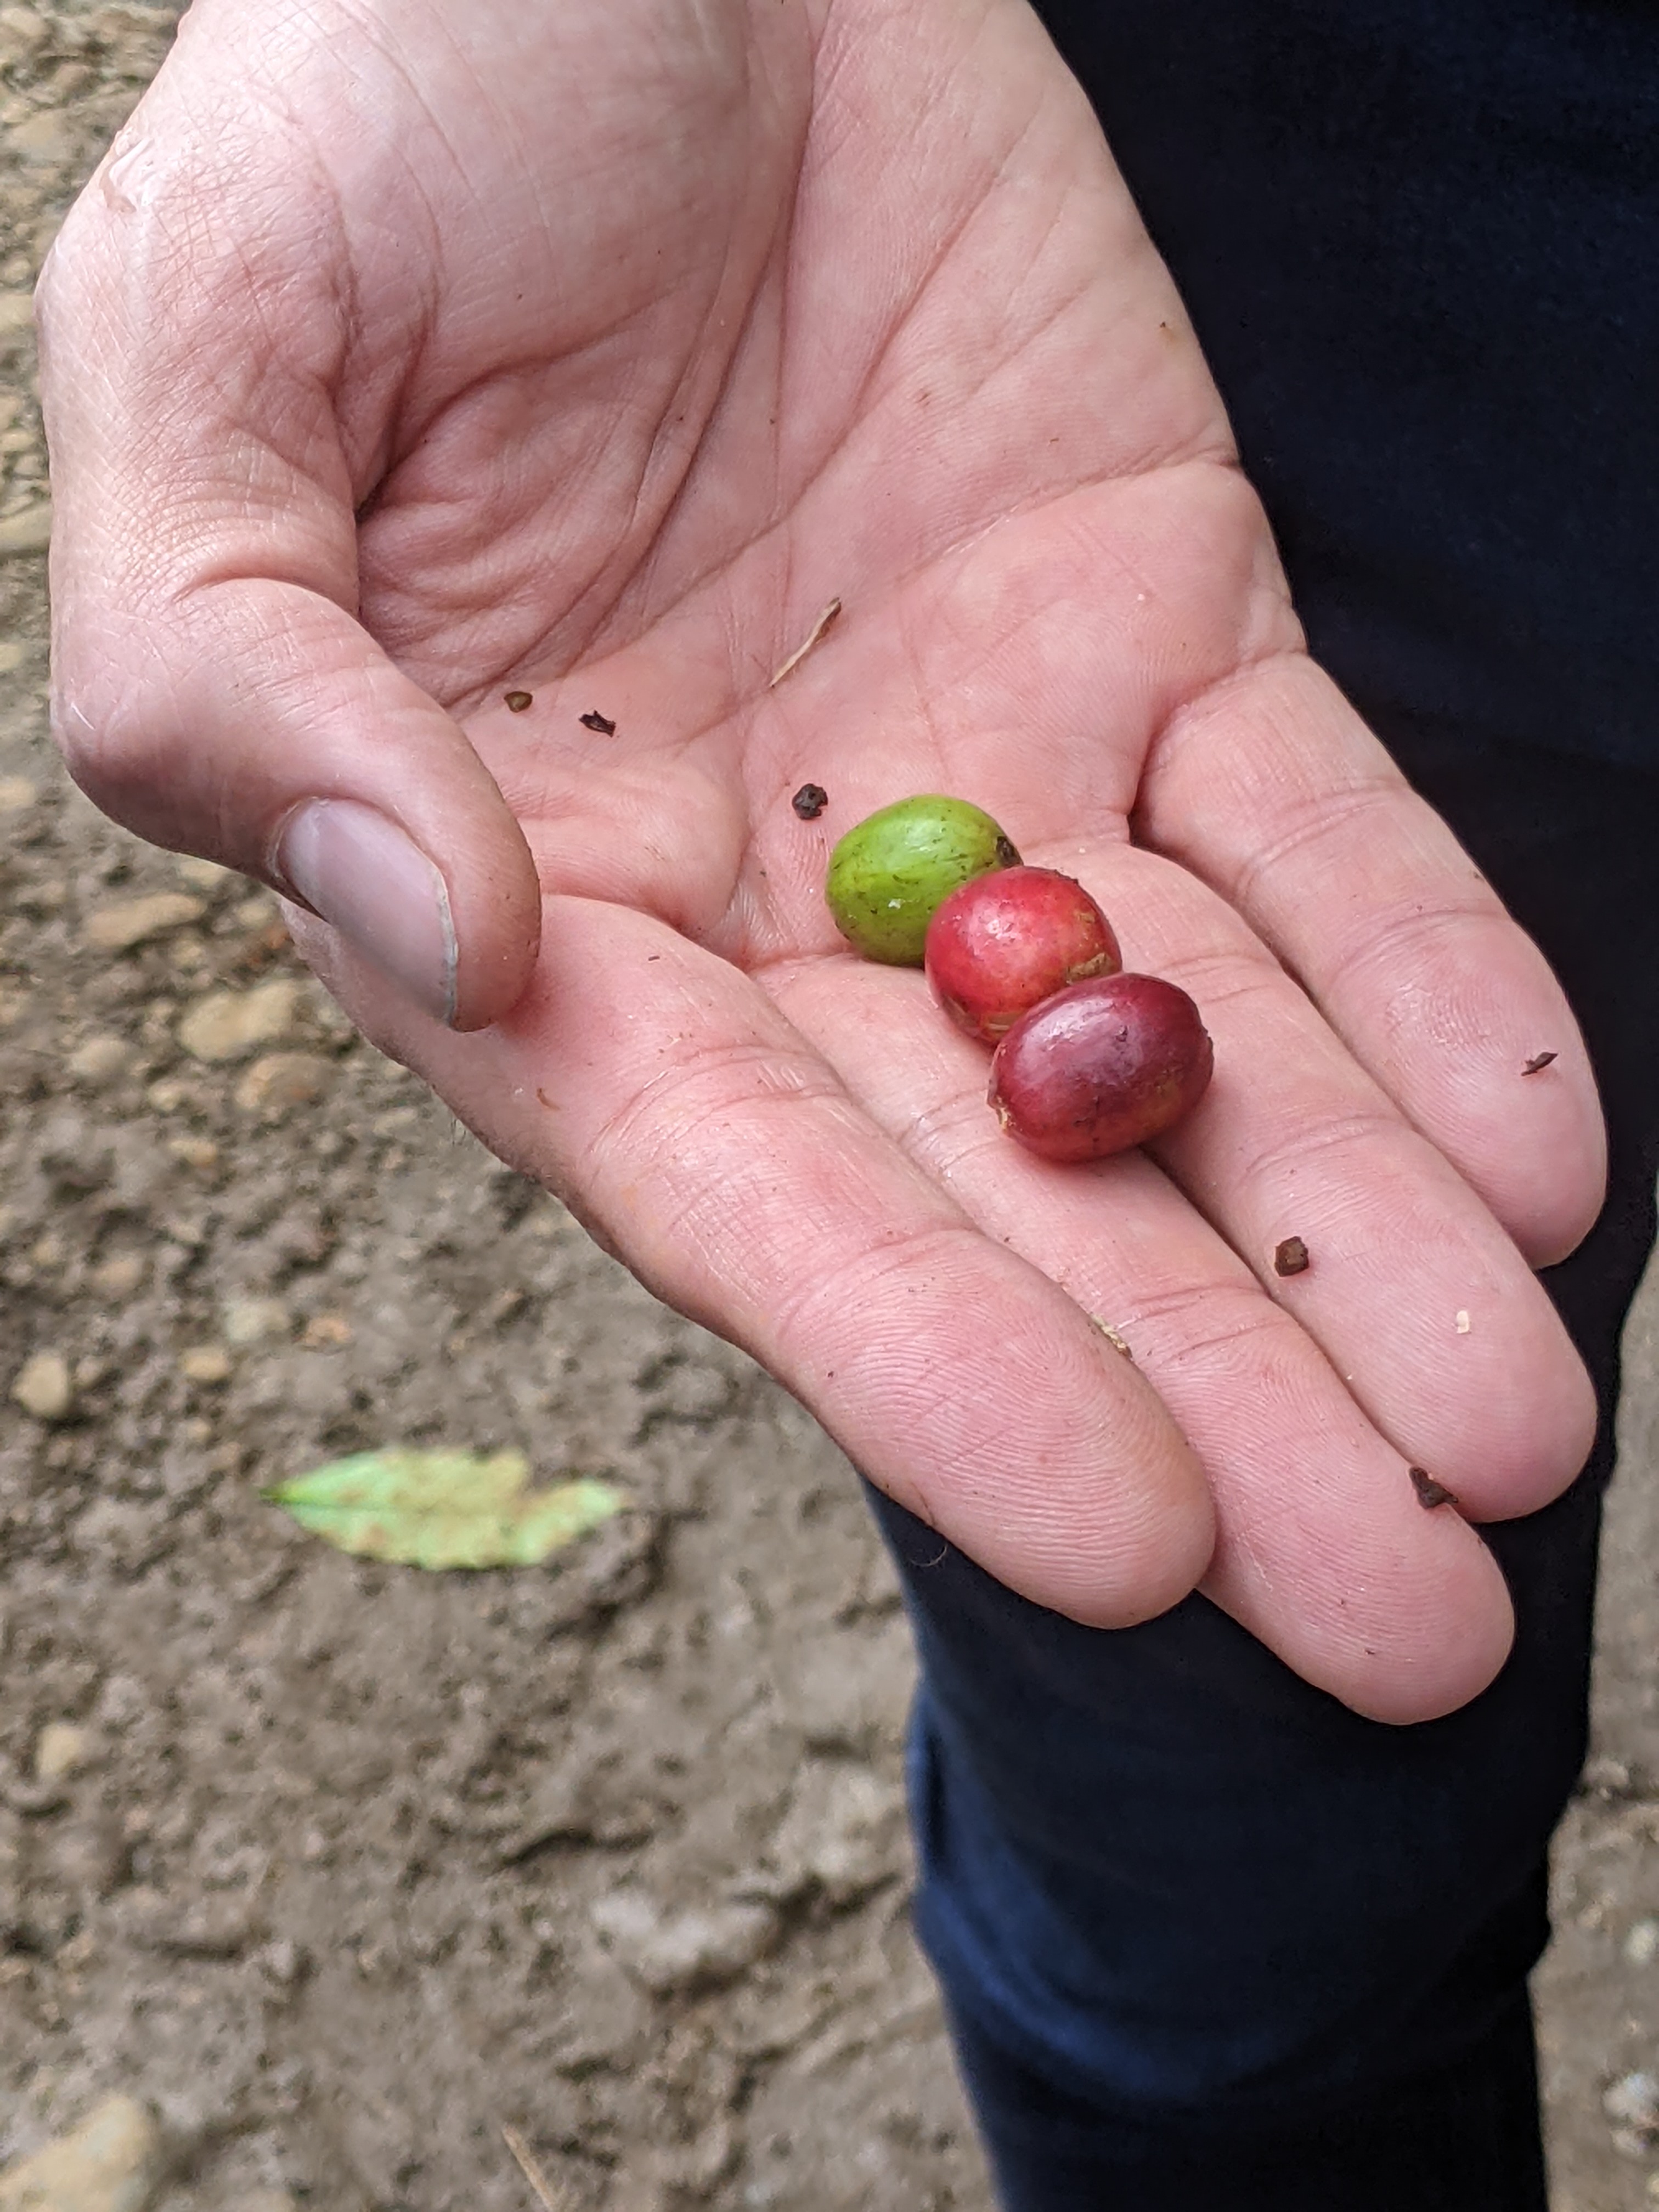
947;1986;1547;2212
867;732;1659;2207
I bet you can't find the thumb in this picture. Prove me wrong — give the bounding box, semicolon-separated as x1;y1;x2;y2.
49;571;543;1032
36;226;541;1033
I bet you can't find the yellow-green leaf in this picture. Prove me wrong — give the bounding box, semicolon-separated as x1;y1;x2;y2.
263;1448;624;1571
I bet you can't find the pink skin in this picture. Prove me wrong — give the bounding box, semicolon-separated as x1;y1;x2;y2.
990;973;1215;1161
38;0;1607;1720
926;866;1122;1042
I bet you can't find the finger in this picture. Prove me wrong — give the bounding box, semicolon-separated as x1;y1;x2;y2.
771;947;1520;1722
37;183;541;1031
1076;841;1600;1522
290;892;1217;1632
1136;653;1607;1265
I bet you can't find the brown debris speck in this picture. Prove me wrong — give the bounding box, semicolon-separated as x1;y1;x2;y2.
1409;1467;1459;1510
1522;1051;1558;1075
792;783;828;820
579;710;617;736
1274;1236;1310;1277
504;690;533;713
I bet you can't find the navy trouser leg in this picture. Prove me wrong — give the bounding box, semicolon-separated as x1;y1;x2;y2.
867;732;1659;2207
947;1987;1547;2212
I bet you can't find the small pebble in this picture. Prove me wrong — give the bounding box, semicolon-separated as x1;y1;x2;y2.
9;109;75;165
1605;2071;1659;2135
0;500;51;555
34;1722;90;1783
91;1254;146;1299
792;783;828;821
178;1346;232;1385
590;1888;776;1994
222;1297;291;1347
175;857;229;890
81;891;204;952
233;1051;334;1119
66;1034;134;1085
504;690;533;713
11;1350;72;1422
1273;1236;1310;1277
178;979;301;1063
0;2095;163;2212
166;1135;219;1172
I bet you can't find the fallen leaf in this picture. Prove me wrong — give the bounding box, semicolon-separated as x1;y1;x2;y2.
263;1448;624;1570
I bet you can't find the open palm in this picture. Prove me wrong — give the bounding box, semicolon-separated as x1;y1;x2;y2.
41;0;1605;1719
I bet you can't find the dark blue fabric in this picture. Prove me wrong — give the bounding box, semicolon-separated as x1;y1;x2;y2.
866;7;1659;2197
947;1988;1548;2211
1036;0;1659;770
870;723;1659;2186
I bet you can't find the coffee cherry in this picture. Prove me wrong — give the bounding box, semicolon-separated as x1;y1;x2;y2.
926;866;1121;1042
826;795;1019;966
988;973;1213;1161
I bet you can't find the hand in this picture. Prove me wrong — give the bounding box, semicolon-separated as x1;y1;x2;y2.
38;0;1605;1720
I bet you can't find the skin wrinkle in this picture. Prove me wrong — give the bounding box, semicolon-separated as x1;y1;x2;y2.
400;289;1248;730
577;45;1222;680
361;217;798;692
1203;1103;1418;1202
1104;1271;1279;1348
1310;895;1525;1016
1152;944;1299;1019
607;238;795;669
1201;774;1420;920
332;1;805;607
579;1031;867;1227
761;1214;1065;1408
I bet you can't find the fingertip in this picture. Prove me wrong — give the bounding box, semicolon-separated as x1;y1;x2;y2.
1429;1314;1599;1528
445;813;545;1032
272;794;542;1032
1239;1523;1517;1726
1086;1430;1216;1630
1347;1572;1516;1726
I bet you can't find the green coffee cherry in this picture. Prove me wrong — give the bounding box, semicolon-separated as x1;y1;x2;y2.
826;795;1020;965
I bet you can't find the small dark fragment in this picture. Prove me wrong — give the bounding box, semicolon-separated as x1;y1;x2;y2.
579;709;617;735
994;833;1022;868
792;783;828;820
1409;1466;1459;1511
504;690;533;713
1521;1051;1558;1075
1273;1235;1310;1278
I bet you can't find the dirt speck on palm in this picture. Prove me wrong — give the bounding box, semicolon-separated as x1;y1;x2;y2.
1;13;1656;2209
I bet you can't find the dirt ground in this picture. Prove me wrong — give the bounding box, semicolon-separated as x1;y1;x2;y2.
4;9;1659;2208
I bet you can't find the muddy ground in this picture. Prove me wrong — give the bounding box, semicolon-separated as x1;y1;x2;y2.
3;9;1659;2208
